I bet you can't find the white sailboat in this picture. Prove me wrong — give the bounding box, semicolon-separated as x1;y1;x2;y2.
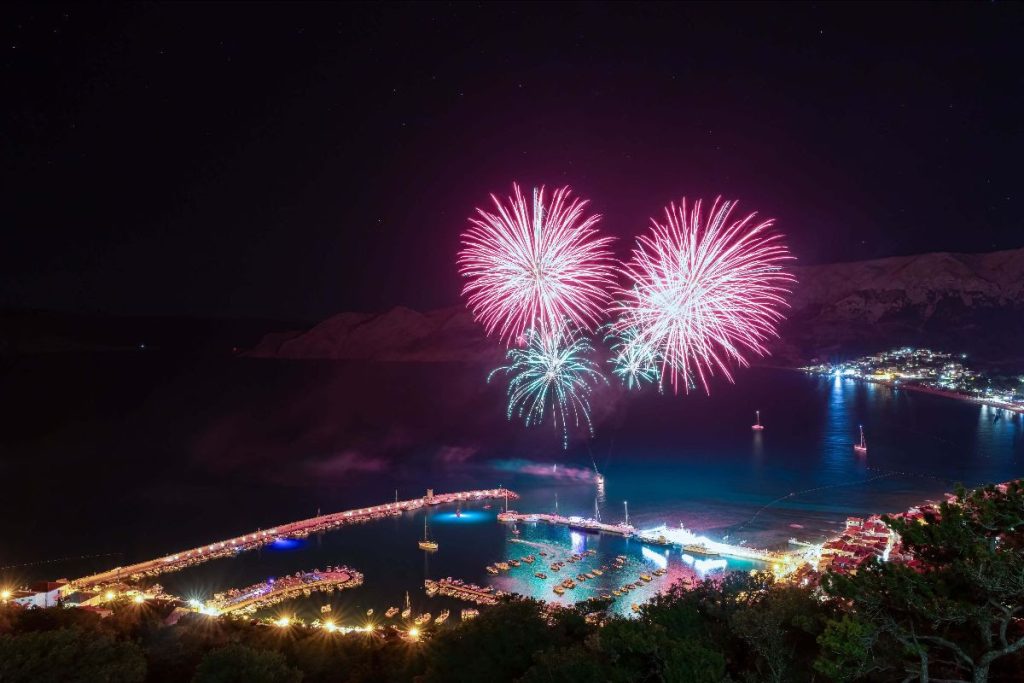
853;425;868;454
418;517;438;551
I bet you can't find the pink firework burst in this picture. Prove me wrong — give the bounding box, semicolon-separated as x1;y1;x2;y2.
611;197;795;394
458;184;615;345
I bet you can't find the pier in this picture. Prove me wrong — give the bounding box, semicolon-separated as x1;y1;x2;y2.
497;511;636;537
206;566;363;616
425;578;506;606
70;488;518;590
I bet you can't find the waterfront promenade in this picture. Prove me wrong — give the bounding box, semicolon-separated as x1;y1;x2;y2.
70;488;517;590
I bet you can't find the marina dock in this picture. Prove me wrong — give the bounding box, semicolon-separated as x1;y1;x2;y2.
425;578;506;606
206;567;363;616
70;487;518;590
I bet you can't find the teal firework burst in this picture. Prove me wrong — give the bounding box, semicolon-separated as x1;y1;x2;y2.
489;328;606;448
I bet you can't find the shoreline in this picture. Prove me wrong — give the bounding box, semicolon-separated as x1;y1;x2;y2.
788;366;1024;415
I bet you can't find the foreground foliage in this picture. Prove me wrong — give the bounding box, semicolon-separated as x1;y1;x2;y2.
1;482;1021;682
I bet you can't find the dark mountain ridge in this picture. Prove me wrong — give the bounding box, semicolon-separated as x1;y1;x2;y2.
247;247;1024;367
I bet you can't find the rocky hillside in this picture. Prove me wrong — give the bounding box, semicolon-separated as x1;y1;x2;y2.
248;247;1024;365
780;247;1024;362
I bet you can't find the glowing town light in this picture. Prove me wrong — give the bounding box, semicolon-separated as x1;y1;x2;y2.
133;594;145;604
275;616;291;628
408;627;421;640
489;326;606;448
323;619;337;632
611;197;794;394
104;590;115;601
459;184;615;345
0;589;10;601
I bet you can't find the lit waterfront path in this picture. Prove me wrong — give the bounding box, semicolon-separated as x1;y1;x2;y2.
70;488;518;590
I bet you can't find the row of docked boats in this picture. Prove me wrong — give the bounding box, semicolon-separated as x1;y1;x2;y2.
485;553;537;574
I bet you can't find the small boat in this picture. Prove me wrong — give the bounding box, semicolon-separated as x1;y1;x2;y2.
592;569;603;576
576;573;587;582
461;609;479;620
612;590;622;597
561;578;574;588
631;603;640;613
653;568;667;577
496;562;510;571
535;572;547;579
435;610;450;624
553;586;566;595
483;504;491;510
485;565;498;575
523;555;535;564
549;564;560;572
509;559;521;567
320;604;332;614
366;608;373;616
414;613;431;626
385;607;399;618
586;572;596;579
854;425;868;454
601;593;612;600
752;410;765;431
418;518;439;551
640;574;652;582
539;551;547;557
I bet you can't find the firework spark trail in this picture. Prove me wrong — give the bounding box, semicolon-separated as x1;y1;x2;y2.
612;197;795;394
605;325;661;391
488;327;606;448
459;184;615;345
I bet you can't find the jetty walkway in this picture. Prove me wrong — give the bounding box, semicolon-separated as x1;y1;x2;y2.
71;487;517;590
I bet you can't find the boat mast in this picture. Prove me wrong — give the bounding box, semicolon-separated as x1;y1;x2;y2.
624;500;629;527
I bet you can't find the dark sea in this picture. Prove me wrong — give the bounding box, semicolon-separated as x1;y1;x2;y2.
2;351;1022;619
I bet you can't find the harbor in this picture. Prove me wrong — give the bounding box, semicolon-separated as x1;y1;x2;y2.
69;487;518;591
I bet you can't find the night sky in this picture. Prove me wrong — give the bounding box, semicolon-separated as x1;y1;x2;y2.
3;2;1022;322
